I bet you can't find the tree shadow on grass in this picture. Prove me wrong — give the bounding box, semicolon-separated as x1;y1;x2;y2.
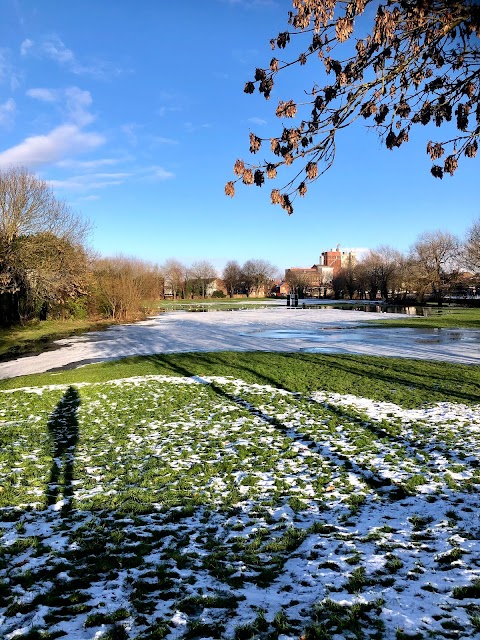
137;351;480;406
281;352;480;405
46;386;80;513
138;352;283;390
140;356;409;500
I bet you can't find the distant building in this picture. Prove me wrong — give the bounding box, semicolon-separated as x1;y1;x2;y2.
271;280;290;297
319;245;366;277
284;264;334;297
283;245;369;297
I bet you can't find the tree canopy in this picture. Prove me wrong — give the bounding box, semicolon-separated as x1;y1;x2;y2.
0;167;90;325
226;0;480;214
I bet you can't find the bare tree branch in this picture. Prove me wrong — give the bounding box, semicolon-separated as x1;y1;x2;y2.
226;0;480;214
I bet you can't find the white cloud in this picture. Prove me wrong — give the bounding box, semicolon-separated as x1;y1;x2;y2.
56;157;124;170
153;136;178;145
27;86;94;127
91;172;131;179
48;170;145;192
122;123;141;146
21;36;121;79
42;36;75;65
0;49;21;91
26;87;57;102
0;124;105;169
20;38;34;56
48;172;128;191
157;105;181;118
248;116;267;126
44;166;174;196
139;166;175;181
65;87;94;126
150;166;175;180
0;99;16;128
184;121;212;133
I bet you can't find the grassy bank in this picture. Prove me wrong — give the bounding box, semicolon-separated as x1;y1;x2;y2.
1;351;479;408
372;305;480;329
0;318;115;362
154;297;277;312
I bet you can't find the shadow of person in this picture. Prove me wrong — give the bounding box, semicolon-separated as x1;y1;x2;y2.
46;386;80;513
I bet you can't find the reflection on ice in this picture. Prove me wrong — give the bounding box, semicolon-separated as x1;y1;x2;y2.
246;327;480;346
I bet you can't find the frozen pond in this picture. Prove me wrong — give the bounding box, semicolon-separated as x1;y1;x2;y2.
246;326;480;346
0;307;478;379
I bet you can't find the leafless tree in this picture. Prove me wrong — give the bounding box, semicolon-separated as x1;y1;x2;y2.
92;255;163;320
464;218;480;272
410;229;460;303
226;0;480;214
285;269;314;297
332;253;359;299
162;258;186;300
360;246;403;300
189;260;217;298
19;233;89;318
0;167;90;325
0;166;89;244
242;259;279;297
222;260;243;298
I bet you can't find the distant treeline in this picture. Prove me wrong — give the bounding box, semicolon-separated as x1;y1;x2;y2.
287;227;480;303
0;168;281;327
1;167;479;327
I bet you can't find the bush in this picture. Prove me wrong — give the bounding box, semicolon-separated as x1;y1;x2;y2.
211;290;226;298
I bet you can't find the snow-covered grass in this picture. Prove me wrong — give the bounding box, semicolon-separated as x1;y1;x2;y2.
1;374;479;640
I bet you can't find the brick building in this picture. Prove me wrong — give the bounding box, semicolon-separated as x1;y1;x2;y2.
284;264;334;297
284;246;367;297
320;245;362;277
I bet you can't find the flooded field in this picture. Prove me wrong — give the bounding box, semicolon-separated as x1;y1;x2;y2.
1;307;478;379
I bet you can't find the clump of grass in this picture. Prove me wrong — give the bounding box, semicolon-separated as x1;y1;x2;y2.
85;608;130;627
183;620;225;639
452;578;480;600
403;474;427;494
346;492;367;512
305;598;385;638
345;566;371;593
409;515;434;531
435;547;464;566
385;554;404;573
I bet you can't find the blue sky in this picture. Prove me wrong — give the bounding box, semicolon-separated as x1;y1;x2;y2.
0;0;478;274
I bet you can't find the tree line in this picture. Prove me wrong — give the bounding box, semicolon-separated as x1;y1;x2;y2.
2;167;479;328
0;168;280;327
286;226;480;304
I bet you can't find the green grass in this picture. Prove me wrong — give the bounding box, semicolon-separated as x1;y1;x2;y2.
154;297;276;312
0;370;479;638
0;318;114;361
372;306;480;329
1;351;479;409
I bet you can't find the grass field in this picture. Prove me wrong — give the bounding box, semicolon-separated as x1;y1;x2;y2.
0;319;114;362
1;353;479;639
372;306;480;330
